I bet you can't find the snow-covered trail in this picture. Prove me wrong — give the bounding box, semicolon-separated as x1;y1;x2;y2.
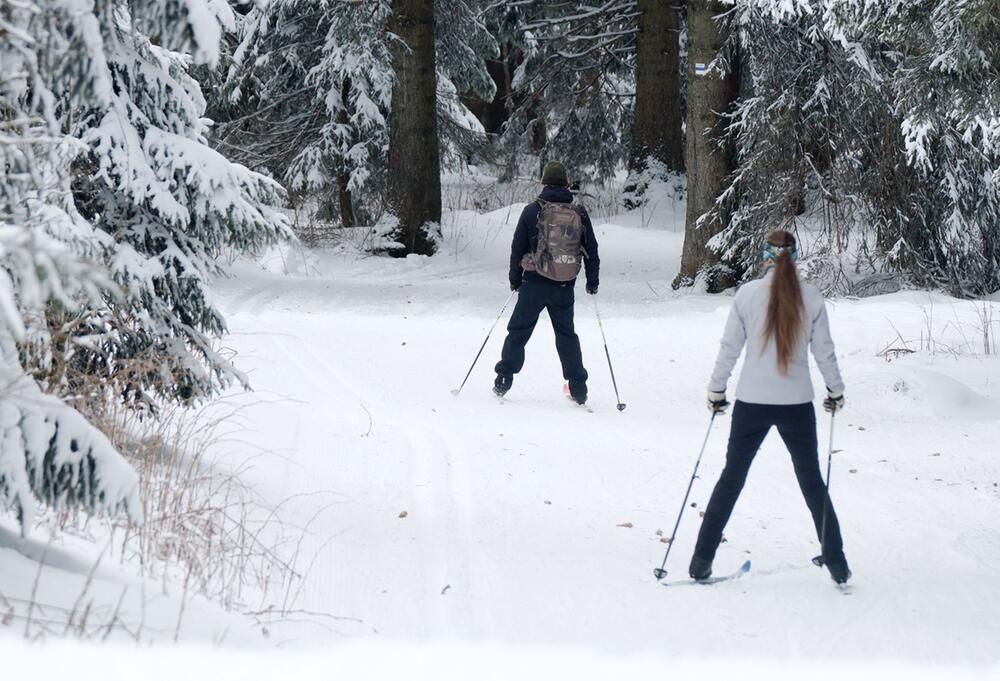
210;205;1000;663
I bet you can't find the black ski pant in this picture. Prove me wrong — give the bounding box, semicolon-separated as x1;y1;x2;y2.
693;401;846;565
495;276;588;387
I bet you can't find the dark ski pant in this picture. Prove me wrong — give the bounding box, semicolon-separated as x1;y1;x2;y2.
495;277;588;386
693;401;846;565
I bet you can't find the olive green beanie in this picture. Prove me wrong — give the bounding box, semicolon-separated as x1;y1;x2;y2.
540;161;569;187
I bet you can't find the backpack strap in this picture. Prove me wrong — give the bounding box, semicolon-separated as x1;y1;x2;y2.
530;199;547;251
572;204;592;259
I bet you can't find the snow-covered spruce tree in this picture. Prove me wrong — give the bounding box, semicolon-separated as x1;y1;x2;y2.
212;0;496;243
476;0;682;190
700;0;998;295
435;0;500;167
701;0;881;289
43;0;291;409
1;3;139;534
211;0;394;229
479;1;640;183
828;0;1000;295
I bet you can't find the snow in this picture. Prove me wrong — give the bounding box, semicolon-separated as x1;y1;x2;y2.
4;193;1000;673
3;637;1000;680
190;197;1000;664
0;516;258;644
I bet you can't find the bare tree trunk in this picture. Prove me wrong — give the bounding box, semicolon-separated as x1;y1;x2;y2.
629;0;684;177
387;0;442;256
674;0;738;291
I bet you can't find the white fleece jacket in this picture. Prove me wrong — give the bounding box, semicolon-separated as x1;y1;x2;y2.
708;271;845;405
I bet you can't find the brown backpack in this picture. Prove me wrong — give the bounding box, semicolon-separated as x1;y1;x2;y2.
520;200;586;282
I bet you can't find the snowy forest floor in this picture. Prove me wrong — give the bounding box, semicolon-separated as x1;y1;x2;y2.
6;191;1000;674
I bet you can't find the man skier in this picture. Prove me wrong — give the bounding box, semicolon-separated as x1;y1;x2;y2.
493;161;600;404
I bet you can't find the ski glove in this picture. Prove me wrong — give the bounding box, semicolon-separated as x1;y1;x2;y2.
823;389;845;414
510;282;521;292
586;285;598;295
707;390;730;414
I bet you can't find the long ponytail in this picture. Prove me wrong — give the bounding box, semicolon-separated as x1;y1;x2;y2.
761;230;804;374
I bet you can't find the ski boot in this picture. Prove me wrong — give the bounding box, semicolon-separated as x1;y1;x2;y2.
689;555;713;581
493;373;512;397
826;559;852;585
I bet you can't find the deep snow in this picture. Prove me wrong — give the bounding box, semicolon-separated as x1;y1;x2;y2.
3;194;999;675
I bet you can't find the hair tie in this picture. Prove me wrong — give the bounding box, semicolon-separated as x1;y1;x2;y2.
761;242;798;266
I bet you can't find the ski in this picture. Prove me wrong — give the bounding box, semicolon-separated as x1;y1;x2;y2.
661;560;751;587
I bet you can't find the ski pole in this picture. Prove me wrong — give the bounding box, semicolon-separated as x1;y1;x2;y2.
451;290;516;397
592;297;626;411
654;411;718;580
813;412;837;568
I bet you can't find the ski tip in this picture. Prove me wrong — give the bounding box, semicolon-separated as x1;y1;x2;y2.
739;560;751;572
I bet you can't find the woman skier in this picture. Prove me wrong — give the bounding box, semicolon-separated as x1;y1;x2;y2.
690;230;851;584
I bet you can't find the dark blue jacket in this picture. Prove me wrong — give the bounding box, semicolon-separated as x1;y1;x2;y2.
508;185;600;290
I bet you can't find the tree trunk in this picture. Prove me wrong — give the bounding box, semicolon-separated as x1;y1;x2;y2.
484;44;514;135
461;43;518;136
629;0;684;177
528;93;547;153
337;80;356;228
674;0;738;291
387;0;442;256
337;170;356;228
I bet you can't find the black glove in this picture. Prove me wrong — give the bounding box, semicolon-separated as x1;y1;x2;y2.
586;285;598;295
823;390;845;414
707;390;730;415
510;281;520;292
